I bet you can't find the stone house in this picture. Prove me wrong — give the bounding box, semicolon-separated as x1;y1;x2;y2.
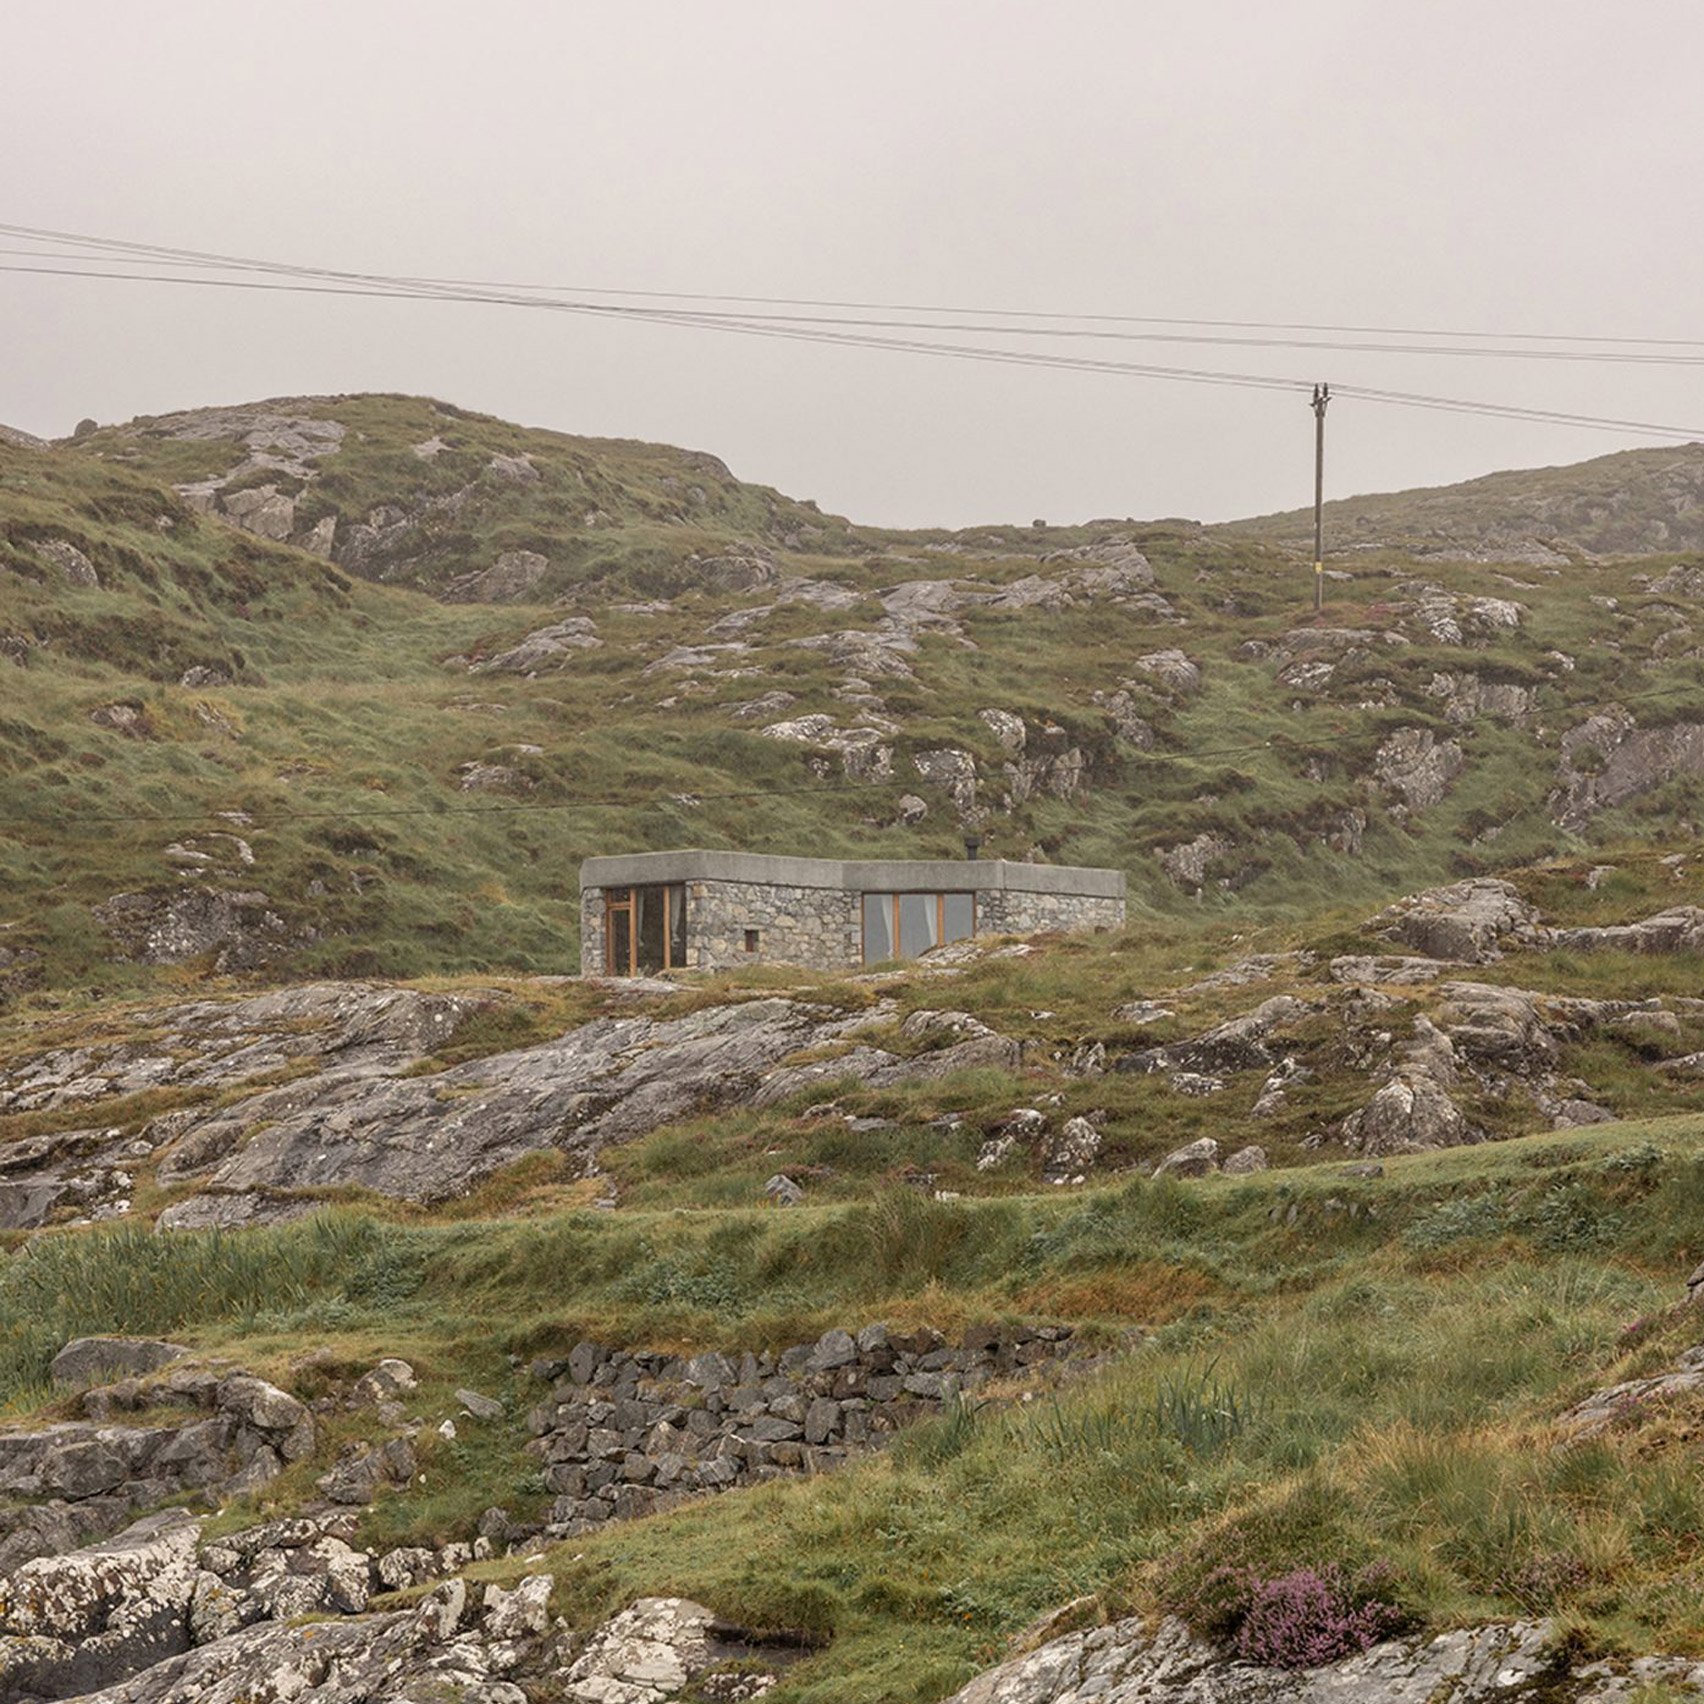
579;848;1125;976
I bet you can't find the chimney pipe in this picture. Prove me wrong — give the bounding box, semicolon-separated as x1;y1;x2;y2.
963;832;982;861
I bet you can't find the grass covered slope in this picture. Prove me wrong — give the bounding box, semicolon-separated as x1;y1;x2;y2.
6;398;1704;1698
3;1112;1702;1699
1222;441;1704;562
7;396;1704;1002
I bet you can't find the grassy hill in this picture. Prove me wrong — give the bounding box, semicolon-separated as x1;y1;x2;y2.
5;397;1704;1701
1222;441;1704;562
3;396;1704;1001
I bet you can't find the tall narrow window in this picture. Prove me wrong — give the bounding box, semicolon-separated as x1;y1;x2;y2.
670;886;689;969
898;892;939;958
862;893;895;963
605;887;634;975
635;884;666;971
604;883;687;975
943;892;975;941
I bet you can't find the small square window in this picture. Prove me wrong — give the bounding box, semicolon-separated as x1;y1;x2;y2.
743;928;761;954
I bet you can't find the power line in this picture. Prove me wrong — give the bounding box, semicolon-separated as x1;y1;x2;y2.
16;255;1704;367
9;221;1704;349
7;227;1704;440
13;250;1704;369
9;259;1704;444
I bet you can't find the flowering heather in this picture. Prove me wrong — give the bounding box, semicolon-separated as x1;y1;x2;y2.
1227;1566;1409;1670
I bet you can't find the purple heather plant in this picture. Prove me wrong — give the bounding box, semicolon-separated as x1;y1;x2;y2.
1227;1565;1409;1670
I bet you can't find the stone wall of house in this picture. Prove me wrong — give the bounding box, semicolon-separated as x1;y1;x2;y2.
526;1320;1078;1539
689;877;862;970
579;887;604;976
581;870;1125;975
976;886;1126;938
580;880;862;974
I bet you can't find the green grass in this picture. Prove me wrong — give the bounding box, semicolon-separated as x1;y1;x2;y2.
6;395;1704;1008
5;1103;1704;1696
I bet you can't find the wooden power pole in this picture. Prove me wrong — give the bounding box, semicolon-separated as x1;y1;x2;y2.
1311;383;1331;612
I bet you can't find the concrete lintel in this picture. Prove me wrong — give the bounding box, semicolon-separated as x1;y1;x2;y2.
579;848;1124;900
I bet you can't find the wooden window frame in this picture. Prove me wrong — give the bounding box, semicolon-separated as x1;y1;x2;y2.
860;891;976;964
604;883;687;976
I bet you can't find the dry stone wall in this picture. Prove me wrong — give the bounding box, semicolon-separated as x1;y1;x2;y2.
689;877;862;970
977;886;1125;937
526;1321;1076;1537
581;873;1123;974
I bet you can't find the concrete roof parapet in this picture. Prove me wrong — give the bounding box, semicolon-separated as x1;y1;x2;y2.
578;848;1124;900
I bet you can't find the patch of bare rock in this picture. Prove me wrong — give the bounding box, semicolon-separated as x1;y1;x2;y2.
464;616;601;674
941;1613;1701;1704
1370;877;1543;962
0;1343;312;1578
92;888;309;972
444;548;553;603
129;995;1024;1227
1552;705;1704;830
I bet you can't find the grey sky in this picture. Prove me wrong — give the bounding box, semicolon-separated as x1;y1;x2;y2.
6;1;1703;529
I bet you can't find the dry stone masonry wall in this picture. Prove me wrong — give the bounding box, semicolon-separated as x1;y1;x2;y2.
580;851;1126;975
526;1321;1077;1537
976;885;1125;938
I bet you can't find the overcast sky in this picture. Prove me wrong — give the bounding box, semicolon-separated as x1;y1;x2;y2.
6;1;1704;528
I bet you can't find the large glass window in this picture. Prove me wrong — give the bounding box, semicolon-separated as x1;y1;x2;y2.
898;892;939;958
861;893;893;963
604;884;688;974
860;892;975;963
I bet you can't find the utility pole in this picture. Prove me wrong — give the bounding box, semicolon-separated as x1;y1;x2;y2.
1311;382;1331;613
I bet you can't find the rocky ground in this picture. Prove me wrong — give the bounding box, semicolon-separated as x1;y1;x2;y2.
1;870;1699;1231
7;397;1704;1703
11;1303;1704;1703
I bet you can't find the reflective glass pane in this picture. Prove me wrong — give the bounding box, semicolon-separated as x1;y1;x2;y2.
668;885;687;969
862;893;894;962
898;892;940;958
635;885;666;973
607;907;632;975
943;892;974;943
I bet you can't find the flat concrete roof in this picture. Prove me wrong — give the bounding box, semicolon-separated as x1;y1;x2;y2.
580;848;1125;900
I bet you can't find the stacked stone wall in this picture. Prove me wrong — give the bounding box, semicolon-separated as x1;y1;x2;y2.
578;887;604;976
689;877;862;970
977;887;1125;937
526;1320;1076;1537
581;874;1123;975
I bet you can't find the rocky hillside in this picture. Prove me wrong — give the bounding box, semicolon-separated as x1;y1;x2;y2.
5;395;1704;1000
1222;441;1704;563
4;396;1704;1702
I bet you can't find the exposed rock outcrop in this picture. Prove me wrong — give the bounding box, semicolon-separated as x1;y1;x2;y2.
0;1511;203;1700
473;617;601;673
1157;833;1231;893
1342;1072;1472;1156
93;888;308;971
1372;728;1464;813
0;1359;312;1575
1370;878;1543;962
942;1612;1701;1704
1552;707;1704;830
151;998;897;1224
